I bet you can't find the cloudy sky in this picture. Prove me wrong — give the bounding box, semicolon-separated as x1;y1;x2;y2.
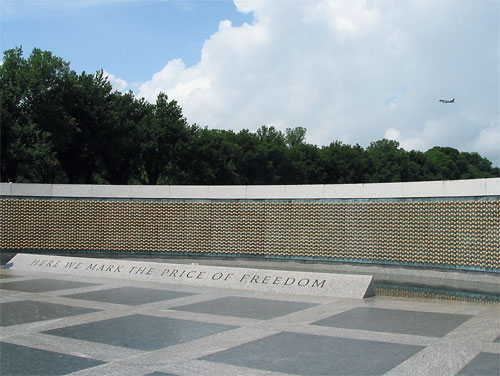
2;0;499;166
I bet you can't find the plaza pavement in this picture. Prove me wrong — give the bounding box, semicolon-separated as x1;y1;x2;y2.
1;265;499;376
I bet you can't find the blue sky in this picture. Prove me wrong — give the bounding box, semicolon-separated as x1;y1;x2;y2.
1;0;499;166
1;0;252;87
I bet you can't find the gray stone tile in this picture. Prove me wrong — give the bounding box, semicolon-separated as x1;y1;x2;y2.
0;341;105;375
42;314;237;351
457;352;500;376
201;331;425;375
166;359;271;376
265;322;435;347
63;286;196;306
151;306;260;328
0;300;101;327
172;296;317;320
144;372;179;376
312;307;472;337
385;308;500;376
3;333;145;363
0;273;19;279
0;278;98;293
482;342;500;354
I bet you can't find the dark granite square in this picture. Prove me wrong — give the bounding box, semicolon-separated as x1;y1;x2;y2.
63;286;196;306
495;335;500;343
172;296;317;320
0;342;105;375
458;352;500;376
0;278;97;293
201;331;424;375
312;307;472;337
43;314;237;351
0;300;101;327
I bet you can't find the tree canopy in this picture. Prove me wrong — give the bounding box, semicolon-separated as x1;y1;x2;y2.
1;47;498;185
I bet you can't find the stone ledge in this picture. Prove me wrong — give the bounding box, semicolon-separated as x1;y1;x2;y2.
1;178;498;200
4;253;375;299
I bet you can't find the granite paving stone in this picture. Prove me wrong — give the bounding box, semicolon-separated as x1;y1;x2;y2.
201;331;425;375
0;278;98;293
1;333;145;363
0;262;498;376
457;352;500;376
42;314;238;351
0;341;105;375
171;296;318;320
0;300;101;327
63;286;197;306
164;359;271;376
0;273;18;279
312;306;473;337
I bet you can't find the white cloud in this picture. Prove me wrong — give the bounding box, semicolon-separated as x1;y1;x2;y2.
469;125;500;166
384;128;400;141
305;0;380;38
384;127;427;152
137;0;499;165
384;112;500;165
102;70;128;92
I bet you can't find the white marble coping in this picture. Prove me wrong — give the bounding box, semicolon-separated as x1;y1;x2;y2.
0;178;499;199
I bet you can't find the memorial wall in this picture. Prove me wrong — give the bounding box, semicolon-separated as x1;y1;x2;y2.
1;179;499;272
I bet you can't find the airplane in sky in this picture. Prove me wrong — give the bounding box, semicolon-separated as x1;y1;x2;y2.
439;98;455;103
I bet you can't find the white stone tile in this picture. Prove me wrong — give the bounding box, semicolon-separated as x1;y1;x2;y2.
11;183;53;197
0;182;12;195
284;185;324;199
91;184;131;198
208;186;247;199
443;178;487;197
363;182;404;198
402;180;444;198
128;185;170;198
246;185;286;199
3;179;499;200
485;177;500;195
324;183;365;198
170;185;209;199
52;184;92;197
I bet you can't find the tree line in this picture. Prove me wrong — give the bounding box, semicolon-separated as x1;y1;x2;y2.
1;47;498;185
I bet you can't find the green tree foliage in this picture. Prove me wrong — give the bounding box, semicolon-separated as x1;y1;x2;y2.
1;47;68;182
365;139;409;183
135;93;190;184
320;142;368;183
2;47;499;185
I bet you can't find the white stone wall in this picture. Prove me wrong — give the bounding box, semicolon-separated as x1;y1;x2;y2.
1;178;499;199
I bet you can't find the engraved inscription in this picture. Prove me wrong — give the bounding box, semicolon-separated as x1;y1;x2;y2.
26;258;327;289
